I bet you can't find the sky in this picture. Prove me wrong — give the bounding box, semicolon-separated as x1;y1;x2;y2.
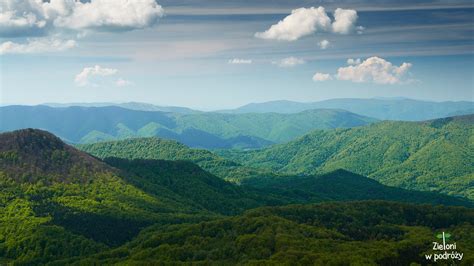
0;0;473;110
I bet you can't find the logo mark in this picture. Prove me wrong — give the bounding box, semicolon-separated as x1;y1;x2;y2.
425;232;463;262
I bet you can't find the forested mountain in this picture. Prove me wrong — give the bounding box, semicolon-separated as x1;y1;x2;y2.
221;98;474;121
0;129;472;264
42;98;474;122
0;131;207;264
218;115;474;199
77;137;472;207
0;105;374;149
0;129;259;264
77;137;275;181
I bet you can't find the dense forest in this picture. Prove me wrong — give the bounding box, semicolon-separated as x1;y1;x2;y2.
63;202;474;265
1;128;473;264
217;115;474;199
79;115;474;200
77;137;275;182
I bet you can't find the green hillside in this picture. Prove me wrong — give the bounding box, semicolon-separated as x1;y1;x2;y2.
174;108;376;143
2;129;473;265
66;201;474;265
0;105;375;149
77;135;472;207
103;158;279;215
243;169;473;207
0;130;225;264
77;137;275;181
218;115;474;199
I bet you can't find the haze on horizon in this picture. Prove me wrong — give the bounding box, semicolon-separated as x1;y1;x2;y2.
1;0;473;110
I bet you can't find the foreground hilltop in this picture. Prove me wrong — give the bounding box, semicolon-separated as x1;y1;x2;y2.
0;129;265;264
0;128;111;183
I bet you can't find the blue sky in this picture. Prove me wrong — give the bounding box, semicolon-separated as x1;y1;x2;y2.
0;0;473;110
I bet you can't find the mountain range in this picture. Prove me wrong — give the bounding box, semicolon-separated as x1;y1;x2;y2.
0;105;374;149
42;98;474;122
43;102;200;114
219;98;474;121
0;128;472;264
217;114;474;199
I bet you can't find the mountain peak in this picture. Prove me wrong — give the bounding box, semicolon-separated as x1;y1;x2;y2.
0;129;111;183
0;128;65;151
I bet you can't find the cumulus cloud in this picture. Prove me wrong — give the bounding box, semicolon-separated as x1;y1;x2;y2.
312;72;332;81
0;37;76;54
228;58;252;64
275;57;305;67
0;1;48;37
336;57;412;84
0;0;164;37
332;8;358;34
54;0;164;31
255;7;331;41
318;39;330;49
75;65;119;87
255;7;360;41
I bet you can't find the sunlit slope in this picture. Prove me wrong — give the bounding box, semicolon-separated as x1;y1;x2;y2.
218;115;474;199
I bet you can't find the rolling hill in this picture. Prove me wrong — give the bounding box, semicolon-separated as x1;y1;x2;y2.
0;134;197;264
0;105;374;149
77;136;472;207
1;129;473;264
0;129;260;264
221;98;474;121
76;137;273;181
217;115;474;199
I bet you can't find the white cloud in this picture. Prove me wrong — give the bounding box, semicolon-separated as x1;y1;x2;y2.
347;58;361;65
75;65;119;87
255;7;360;41
0;37;76;54
0;0;164;37
318;39;330;49
228;58;252;64
275;57;305;67
312;72;332;81
54;0;164;31
332;8;358;34
255;7;331;41
0;1;48;37
336;57;412;84
116;78;133;87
